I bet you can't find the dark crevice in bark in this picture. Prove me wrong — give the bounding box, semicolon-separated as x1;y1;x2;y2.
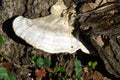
102;45;120;78
116;37;120;47
110;39;120;62
23;0;28;17
0;0;2;6
99;49;119;79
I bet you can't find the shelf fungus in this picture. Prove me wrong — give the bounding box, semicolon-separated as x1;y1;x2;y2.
13;0;89;54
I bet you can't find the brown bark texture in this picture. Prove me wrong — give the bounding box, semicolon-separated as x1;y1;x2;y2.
79;1;120;78
0;0;58;58
0;0;120;79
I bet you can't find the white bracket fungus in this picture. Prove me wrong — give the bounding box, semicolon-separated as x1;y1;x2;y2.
13;0;90;54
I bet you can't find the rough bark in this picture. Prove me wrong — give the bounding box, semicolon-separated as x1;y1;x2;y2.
0;0;120;79
0;0;57;79
79;3;120;78
0;0;57;59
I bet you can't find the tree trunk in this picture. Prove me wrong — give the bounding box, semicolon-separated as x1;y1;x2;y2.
79;3;120;78
0;0;120;79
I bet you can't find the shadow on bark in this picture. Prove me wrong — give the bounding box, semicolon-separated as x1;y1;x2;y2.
2;16;30;46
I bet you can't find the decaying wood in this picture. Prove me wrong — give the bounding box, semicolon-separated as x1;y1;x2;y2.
0;0;120;79
79;1;120;78
81;0;116;13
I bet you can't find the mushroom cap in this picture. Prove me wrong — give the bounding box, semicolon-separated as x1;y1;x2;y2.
12;0;90;54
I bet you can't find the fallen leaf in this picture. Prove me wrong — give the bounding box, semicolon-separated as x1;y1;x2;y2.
92;71;104;80
0;62;14;73
35;68;46;80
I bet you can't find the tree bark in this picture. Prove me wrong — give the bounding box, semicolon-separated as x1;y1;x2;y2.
79;4;120;78
0;0;120;79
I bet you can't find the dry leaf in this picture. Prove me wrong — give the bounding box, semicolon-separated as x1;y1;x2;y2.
0;62;14;73
35;69;46;80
